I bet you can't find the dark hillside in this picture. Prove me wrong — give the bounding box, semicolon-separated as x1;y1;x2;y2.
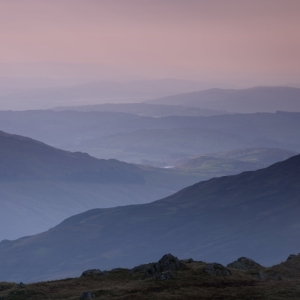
0;154;299;282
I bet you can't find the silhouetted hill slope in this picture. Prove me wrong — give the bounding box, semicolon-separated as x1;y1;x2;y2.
0;130;222;241
0;130;144;182
1;154;299;282
0;131;145;184
147;86;300;113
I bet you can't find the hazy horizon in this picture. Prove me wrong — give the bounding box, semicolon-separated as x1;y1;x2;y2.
0;0;299;91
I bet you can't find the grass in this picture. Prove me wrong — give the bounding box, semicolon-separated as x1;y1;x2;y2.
1;257;300;300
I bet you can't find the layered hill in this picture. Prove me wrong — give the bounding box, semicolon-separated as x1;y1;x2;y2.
0;78;205;110
3;132;289;242
53;103;227;117
0;110;299;163
1;154;299;282
0;130;221;241
146;86;300;113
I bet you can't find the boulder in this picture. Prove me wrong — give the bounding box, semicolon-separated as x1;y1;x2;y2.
80;291;95;300
143;253;184;280
81;269;102;277
154;271;175;280
227;257;262;271
204;263;232;276
130;263;153;273
251;271;267;281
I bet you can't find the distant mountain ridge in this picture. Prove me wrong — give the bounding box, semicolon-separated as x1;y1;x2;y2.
0;78;206;110
1;153;299;282
146;86;300;113
52;102;227;117
0;110;299;163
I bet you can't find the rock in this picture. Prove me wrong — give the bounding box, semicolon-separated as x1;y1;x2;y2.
156;253;185;271
81;269;102;276
251;271;267;281
80;291;95;300
154;271;175;280
287;254;296;261
227;257;263;271
186;258;195;263
143;253;185;280
270;273;282;280
130;263;153;273
204;263;232;276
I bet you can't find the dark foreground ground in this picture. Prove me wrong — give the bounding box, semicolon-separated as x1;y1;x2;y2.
1;253;300;300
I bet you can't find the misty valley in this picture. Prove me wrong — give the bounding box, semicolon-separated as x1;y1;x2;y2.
1;1;300;298
0;86;299;299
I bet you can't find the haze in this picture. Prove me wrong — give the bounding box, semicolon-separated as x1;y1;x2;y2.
1;1;300;294
0;0;299;87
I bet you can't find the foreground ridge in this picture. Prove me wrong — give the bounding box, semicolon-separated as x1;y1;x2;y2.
0;252;300;299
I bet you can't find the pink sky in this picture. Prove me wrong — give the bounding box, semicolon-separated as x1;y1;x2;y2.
0;0;299;84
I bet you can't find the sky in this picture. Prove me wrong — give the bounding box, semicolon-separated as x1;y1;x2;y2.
0;0;300;86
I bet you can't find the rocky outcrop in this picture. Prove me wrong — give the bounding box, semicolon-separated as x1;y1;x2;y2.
204;263;232;276
287;254;296;261
154;271;175;280
143;253;185;280
227;257;263;271
130;263;153;273
81;269;103;277
251;271;267;281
